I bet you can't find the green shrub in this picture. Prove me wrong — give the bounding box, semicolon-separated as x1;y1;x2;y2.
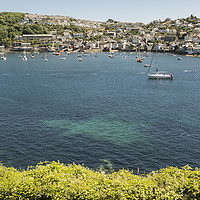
0;161;199;199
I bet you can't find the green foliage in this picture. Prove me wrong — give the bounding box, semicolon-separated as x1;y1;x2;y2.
0;12;25;46
0;161;199;199
89;35;102;41
107;19;114;23
97;159;114;173
129;29;141;36
69;17;76;22
0;12;25;25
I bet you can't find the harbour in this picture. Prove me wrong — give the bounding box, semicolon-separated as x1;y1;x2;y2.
0;52;200;173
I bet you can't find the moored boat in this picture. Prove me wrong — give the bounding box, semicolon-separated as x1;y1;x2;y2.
109;55;114;58
136;48;142;63
1;54;6;60
146;42;174;79
144;64;151;67
147;72;174;79
1;47;6;60
22;51;27;61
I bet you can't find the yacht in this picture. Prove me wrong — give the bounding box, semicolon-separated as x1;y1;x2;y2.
146;42;174;79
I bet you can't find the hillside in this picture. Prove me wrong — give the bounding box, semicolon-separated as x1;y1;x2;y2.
1;12;200;54
0;12;25;47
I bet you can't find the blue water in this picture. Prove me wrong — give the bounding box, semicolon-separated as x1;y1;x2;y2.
0;52;199;173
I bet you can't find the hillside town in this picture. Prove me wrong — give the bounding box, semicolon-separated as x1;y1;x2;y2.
4;13;200;55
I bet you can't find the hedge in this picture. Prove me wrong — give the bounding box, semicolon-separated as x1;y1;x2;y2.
0;161;199;199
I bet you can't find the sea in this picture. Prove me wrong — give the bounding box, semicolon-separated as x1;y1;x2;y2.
0;52;199;173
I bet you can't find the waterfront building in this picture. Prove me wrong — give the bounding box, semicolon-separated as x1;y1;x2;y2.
22;34;53;41
11;43;32;51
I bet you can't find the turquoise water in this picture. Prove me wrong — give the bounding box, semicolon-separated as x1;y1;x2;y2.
0;52;199;173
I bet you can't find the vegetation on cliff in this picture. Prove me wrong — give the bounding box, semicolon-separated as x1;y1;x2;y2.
0;161;199;199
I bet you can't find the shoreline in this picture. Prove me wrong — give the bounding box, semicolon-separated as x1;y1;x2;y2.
3;47;200;58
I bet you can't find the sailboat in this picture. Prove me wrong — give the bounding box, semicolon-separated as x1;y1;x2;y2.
48;41;55;52
146;43;174;79
22;51;27;61
144;52;155;67
1;53;6;60
45;54;48;62
1;47;6;60
136;48;142;63
60;52;66;60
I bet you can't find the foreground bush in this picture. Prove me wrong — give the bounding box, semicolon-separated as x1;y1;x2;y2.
0;161;199;199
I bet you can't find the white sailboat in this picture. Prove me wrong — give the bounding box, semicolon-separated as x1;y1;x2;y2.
1;47;6;60
146;44;174;79
45;54;48;62
22;51;27;61
60;52;66;60
1;53;6;60
144;51;155;67
48;41;55;52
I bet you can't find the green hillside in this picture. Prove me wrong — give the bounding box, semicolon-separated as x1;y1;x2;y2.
0;12;25;47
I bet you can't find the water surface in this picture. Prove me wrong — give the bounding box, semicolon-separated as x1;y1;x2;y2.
0;52;199;173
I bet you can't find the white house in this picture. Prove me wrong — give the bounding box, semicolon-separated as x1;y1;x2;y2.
73;33;84;38
64;32;71;39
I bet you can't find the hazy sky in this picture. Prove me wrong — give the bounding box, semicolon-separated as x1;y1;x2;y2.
1;0;200;24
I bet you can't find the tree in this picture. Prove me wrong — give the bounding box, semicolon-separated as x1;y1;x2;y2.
22;26;34;34
107;19;114;23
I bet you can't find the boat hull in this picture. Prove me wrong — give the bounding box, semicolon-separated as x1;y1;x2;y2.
147;73;173;79
144;64;151;67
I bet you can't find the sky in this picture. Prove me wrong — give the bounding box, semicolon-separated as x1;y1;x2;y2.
1;0;200;24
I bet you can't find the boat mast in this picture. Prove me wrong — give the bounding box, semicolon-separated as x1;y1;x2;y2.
156;42;158;72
